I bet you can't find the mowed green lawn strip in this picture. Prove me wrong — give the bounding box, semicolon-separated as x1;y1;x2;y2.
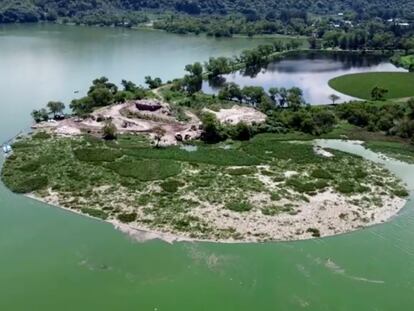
328;72;414;100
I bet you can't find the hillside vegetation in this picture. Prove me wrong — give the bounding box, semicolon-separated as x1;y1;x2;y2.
1;0;413;23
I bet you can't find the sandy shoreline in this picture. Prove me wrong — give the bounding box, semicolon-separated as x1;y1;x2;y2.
25;190;407;244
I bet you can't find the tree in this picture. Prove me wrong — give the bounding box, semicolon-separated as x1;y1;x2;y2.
277;87;288;108
232;122;252;140
287;87;305;110
240;49;265;67
200;112;223;143
31;108;49;123
183;62;203;94
205;57;232;78
121;80;138;92
329;94;340;105
102;120;117;140
312;109;337;133
218;82;242;102
268;87;280;106
89;87;114;107
258;95;274;113
402;37;414;55
47;101;65;117
145;76;162;89
88;77;118;95
153;126;166;148
70;96;93;117
88;76;118;95
371;86;388;101
242;86;265;106
308;36;320;50
395;118;414;138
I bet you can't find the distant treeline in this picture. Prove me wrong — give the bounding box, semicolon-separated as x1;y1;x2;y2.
1;0;414;25
2;1;414;53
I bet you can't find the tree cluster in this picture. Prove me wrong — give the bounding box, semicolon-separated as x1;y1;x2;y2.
218;83;306;111
69;77;147;116
31;101;65;123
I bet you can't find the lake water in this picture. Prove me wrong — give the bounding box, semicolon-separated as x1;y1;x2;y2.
1;24;414;310
203;52;406;104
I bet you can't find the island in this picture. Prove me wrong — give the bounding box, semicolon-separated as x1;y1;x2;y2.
2;47;411;242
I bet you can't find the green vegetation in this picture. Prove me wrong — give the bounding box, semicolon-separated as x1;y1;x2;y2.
102;120;117;140
160;180;184;193
3;175;48;194
1;131;407;241
70;77;148;117
225;201;253;212
117;212;137;223
73;148;123;163
2;0;414;50
365;141;414;164
306;228;321;238
107;159;182;181
329;72;414;100
401;55;414;71
392;54;414;72
81;208;108;220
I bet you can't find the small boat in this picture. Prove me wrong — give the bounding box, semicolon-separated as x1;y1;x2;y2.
2;144;12;154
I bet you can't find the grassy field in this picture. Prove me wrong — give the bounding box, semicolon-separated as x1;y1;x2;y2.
1;132;407;241
328;72;414;100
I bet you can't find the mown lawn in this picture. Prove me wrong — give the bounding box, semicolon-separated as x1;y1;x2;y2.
328;72;414;100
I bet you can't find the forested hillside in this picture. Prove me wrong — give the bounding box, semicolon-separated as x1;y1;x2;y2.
1;0;414;24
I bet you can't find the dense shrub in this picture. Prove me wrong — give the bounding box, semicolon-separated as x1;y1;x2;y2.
160;180;184;193
81;208;108;220
117;212;137;223
107;159;182;181
311;169;333;179
225;201;253;212
74;148;123;163
306;227;321;237
6;176;48;193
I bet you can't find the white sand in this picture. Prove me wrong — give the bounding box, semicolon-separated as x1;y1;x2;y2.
25;185;407;243
189;189;406;242
203;105;266;125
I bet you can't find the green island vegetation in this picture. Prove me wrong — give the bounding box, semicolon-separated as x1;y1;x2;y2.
3;40;414;241
1;131;408;241
329;72;414;100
